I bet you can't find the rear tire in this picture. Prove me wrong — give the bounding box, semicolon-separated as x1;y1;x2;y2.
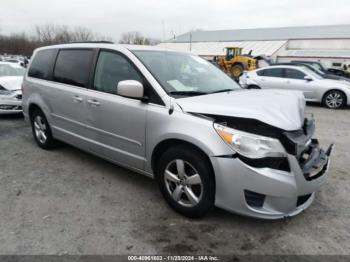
30;109;57;149
322;90;346;109
156;145;215;218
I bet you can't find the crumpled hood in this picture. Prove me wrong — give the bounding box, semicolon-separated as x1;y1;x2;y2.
0;76;23;91
176;89;306;131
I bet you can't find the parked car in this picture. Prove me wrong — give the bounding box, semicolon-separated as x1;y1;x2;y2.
293;60;350;79
5;58;24;67
0;62;25;114
240;65;350;109
274;62;350;82
327;67;350;78
23;44;333;219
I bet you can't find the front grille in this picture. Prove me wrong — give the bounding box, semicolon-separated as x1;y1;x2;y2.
297;194;312;206
244;190;265;208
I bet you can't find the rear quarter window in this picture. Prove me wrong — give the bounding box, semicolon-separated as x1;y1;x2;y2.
53;49;93;87
28;49;57;80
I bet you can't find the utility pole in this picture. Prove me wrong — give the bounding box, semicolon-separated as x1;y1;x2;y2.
189;32;192;52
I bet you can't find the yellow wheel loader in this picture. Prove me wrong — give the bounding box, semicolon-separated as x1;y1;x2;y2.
216;47;261;80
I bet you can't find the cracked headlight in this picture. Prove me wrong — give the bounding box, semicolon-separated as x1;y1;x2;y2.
214;123;286;158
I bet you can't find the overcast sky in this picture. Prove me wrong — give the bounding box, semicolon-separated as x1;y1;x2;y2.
1;0;350;41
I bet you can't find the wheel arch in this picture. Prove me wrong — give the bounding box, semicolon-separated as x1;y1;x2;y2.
24;93;52;123
322;89;348;105
247;84;261;89
28;103;42;119
151;138;215;185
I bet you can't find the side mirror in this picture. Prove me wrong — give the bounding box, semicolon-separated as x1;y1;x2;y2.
304;75;313;81
117;80;144;99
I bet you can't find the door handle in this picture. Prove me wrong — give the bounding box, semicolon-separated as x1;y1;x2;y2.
72;96;83;103
87;99;100;106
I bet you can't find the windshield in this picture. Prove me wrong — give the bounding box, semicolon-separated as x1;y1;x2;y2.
302;67;323;80
310;62;327;72
308;65;325;75
0;64;25;77
133;50;241;97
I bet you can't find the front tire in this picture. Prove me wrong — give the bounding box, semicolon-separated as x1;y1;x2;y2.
156;145;215;218
231;64;244;80
322;90;346;109
30;109;56;149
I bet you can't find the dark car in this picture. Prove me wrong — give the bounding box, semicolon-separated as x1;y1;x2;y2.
274;62;349;81
293;60;350;79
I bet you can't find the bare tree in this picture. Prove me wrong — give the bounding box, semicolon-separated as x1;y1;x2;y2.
34;24;111;45
73;27;94;42
119;31;160;45
0;24;161;56
35;24;56;44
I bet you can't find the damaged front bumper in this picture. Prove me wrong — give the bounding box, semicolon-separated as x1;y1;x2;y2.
211;120;333;219
0;94;22;114
300;140;333;181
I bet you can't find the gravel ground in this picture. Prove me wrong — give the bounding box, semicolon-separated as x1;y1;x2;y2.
0;104;349;255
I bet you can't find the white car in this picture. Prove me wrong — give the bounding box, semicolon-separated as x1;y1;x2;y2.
239;65;350;109
5;58;24;67
0;62;25;114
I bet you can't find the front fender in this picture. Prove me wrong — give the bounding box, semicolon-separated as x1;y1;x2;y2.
145;106;234;174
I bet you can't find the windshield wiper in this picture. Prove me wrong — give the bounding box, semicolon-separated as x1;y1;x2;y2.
209;89;235;94
169;91;208;96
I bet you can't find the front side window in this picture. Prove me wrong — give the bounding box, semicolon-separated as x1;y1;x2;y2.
94;51;142;95
133;50;240;97
256;70;265;76
53;49;93;87
285;68;306;80
260;68;284;78
28;49;56;80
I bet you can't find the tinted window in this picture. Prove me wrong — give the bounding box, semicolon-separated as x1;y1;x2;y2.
94;51;142;95
53;49;93;87
260;68;284;78
285;68;306;80
256;70;264;76
28;49;56;80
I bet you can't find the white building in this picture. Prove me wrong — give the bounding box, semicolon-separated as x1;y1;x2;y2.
158;24;350;68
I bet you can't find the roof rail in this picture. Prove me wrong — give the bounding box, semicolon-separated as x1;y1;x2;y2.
68;41;114;44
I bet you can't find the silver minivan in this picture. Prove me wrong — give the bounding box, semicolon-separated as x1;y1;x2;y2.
22;43;333;219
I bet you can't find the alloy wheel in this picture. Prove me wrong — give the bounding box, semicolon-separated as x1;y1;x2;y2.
164;159;203;207
34;115;47;144
325;92;343;108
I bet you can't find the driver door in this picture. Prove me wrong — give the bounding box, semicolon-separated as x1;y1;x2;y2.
86;50;148;170
284;68;317;100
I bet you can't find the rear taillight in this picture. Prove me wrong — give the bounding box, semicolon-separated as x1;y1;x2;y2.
21;82;24;94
